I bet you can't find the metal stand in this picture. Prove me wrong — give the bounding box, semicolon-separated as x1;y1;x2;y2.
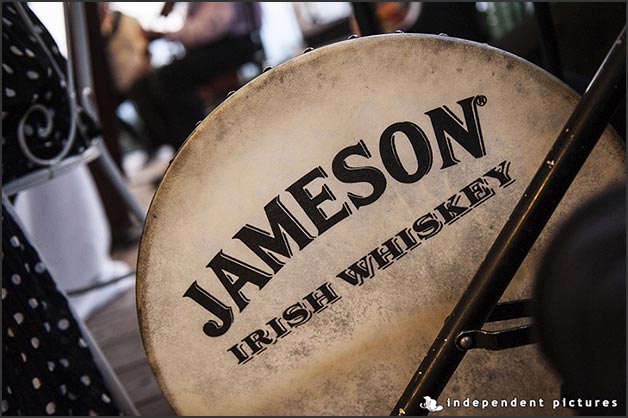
392;26;625;416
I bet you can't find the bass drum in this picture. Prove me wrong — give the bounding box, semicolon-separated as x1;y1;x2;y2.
137;34;624;416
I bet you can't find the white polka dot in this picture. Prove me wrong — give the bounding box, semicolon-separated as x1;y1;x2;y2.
24;263;30;273
44;90;53;99
26;71;40;80
13;312;24;324
28;298;38;309
80;375;91;386
5;88;16;98
41;301;48;310
2;17;11;27
78;338;88;348
59;358;69;368
10;46;23;56
11;274;21;285
51;46;59;55
88;409;97;416
20;352;27;363
1;400;7;413
101;393;111;404
48;361;55;372
6;387;11;395
31;337;39;349
59;384;67;395
25;48;35;58
34;262;46;273
7;327;14;338
2;63;14;74
2;288;7;300
57;318;69;330
45;402;56;415
68;392;77;401
6;5;17;14
10;236;20;247
43;322;51;333
32;377;41;390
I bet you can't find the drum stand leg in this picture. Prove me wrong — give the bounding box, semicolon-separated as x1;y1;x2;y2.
391;26;625;416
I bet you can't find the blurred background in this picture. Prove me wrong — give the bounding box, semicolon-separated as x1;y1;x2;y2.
3;2;625;416
28;2;626;186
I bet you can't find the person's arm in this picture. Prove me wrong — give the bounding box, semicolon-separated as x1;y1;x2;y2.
166;3;236;48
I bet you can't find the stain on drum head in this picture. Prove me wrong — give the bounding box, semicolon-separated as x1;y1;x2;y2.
137;34;625;416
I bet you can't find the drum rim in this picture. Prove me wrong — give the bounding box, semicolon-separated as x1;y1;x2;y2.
135;33;624;415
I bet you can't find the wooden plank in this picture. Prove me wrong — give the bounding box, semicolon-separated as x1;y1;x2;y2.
116;361;163;406
136;394;176;416
87;303;141;343
85;285;173;415
101;334;148;372
77;132;177;415
86;287;137;332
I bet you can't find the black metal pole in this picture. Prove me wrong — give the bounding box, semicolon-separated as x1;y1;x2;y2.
392;26;625;416
351;2;381;36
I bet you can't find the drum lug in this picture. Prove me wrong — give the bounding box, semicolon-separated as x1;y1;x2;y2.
455;325;538;351
457;299;537;350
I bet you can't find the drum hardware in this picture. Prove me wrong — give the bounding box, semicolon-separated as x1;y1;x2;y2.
455;298;537;351
485;298;534;322
456;326;537;351
392;26;625;416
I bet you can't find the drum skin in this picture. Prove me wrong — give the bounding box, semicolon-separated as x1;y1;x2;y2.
136;34;625;416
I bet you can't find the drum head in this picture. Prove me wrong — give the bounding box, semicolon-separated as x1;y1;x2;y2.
137;34;624;415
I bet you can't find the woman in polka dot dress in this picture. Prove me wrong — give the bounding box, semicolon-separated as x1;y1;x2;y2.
2;3;121;415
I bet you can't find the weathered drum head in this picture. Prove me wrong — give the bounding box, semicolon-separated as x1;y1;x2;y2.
137;34;624;416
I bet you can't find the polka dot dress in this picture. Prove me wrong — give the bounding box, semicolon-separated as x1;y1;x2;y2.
1;2;98;185
2;203;122;416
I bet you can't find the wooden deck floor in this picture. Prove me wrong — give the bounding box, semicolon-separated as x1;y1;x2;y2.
84;152;176;416
85;284;175;416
